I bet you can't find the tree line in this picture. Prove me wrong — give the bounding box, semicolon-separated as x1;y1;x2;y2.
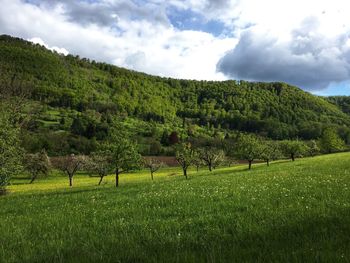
1;123;345;194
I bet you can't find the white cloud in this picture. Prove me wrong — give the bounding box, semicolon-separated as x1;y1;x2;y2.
0;0;234;81
1;0;350;92
28;37;69;55
215;0;350;91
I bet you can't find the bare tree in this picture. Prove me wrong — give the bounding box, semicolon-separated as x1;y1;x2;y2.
143;158;163;180
85;154;114;185
198;147;225;171
56;154;85;187
24;150;51;184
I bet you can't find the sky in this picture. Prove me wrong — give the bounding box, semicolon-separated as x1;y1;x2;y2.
1;0;350;95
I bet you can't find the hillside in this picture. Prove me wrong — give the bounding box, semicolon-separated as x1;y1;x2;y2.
2;152;350;262
1;35;350;155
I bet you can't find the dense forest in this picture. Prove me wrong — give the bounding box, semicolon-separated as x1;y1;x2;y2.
1;34;350;156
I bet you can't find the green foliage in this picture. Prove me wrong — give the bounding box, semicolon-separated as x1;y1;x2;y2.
100;130;141;187
259;141;282;166
235;134;263;169
281;140;308;161
175;143;196;179
307;140;320;157
0;112;23;194
319;128;345;153
2;35;350;156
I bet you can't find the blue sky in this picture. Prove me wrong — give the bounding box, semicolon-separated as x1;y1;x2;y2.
1;0;350;95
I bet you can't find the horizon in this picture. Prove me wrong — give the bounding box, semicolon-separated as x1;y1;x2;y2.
1;0;350;95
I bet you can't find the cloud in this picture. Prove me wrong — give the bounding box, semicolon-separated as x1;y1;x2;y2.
29;37;69;55
216;0;350;91
0;0;234;81
2;0;350;92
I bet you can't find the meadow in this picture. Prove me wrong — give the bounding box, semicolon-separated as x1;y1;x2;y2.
1;153;350;263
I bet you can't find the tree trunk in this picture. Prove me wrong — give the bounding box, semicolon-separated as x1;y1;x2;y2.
248;160;252;170
29;174;36;184
151;171;154;181
115;169;119;187
196;165;199;172
98;176;104;185
291;153;295;161
69;176;73;187
183;168;188;179
266;159;270;166
208;164;212;172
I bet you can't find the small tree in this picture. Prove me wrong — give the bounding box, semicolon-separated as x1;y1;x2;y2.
192;156;203;172
175;143;196;179
56;154;85;187
319;128;345;153
24;150;51;184
198;147;225;171
308;140;320;157
100;133;141;188
143;158;163;180
85;154;114;185
260;141;281;166
281;140;307;161
235;135;262;170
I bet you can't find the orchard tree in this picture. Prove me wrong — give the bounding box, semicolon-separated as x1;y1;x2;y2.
143;158;163;180
56;154;85;187
24;150;51;184
0;114;23;195
192;156;203;172
175;143;196;179
236;134;262;170
319;128;345;153
281;140;307;161
0;83;30;195
100;133;141;187
198;147;225;171
260;141;281;166
86;154;114;185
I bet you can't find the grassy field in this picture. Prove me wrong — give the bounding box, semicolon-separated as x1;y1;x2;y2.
1;153;350;262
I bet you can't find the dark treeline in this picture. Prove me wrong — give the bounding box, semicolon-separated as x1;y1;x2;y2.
1;34;350;157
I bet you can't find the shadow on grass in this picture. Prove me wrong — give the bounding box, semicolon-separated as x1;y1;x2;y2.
27;209;350;263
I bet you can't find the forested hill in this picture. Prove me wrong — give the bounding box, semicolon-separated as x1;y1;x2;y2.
1;34;350;155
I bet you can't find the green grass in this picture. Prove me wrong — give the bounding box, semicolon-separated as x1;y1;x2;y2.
1;153;350;262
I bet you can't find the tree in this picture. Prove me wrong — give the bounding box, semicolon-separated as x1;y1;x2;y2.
175;143;196;179
100;132;141;187
0;114;23;195
319;128;345;153
56;154;85;187
281;140;307;161
85;154;114;185
235;134;262;170
24;150;51;184
198;147;225;171
143;158;163;180
259;141;281;166
0;80;30;194
308;140;320;157
192;156;203;172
